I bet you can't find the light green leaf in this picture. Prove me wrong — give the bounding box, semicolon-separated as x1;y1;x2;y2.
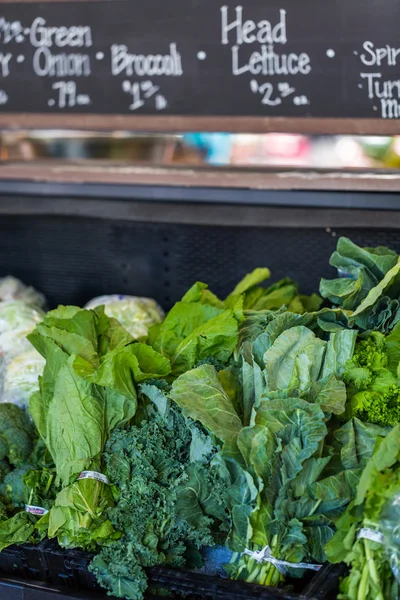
322;330;358;379
170;364;243;443
228;268;271;298
263;326;326;393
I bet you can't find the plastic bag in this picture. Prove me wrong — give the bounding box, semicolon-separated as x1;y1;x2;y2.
0;276;46;308
1;350;45;410
0;301;44;356
380;492;400;590
85;295;164;340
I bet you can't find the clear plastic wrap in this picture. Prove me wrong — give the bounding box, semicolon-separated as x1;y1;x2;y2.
0;301;44;356
0;285;46;410
380;492;400;592
85;294;164;340
1;350;45;410
0;276;46;308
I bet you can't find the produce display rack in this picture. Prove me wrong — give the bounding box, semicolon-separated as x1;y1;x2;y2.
1;0;400;597
0;164;398;599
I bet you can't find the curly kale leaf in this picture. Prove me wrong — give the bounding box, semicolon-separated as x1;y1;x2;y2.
90;410;227;600
194;357;226;372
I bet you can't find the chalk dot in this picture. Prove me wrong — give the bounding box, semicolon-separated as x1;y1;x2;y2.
354;50;358;55
17;55;25;63
24;28;30;35
358;83;362;89
326;49;335;58
197;51;207;60
250;79;259;93
16;35;24;43
96;52;104;60
122;81;131;92
373;106;378;111
48;99;55;107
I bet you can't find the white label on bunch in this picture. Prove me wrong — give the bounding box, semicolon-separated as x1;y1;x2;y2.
77;471;110;485
358;528;384;544
25;504;49;516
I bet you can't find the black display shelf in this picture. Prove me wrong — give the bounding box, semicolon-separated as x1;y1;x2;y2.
0;540;345;600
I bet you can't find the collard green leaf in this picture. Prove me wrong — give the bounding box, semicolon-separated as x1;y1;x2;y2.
322;330;358;379
139;383;171;421
310;375;347;416
263;326;326;393
349;258;400;326
320;238;400;332
170;365;243;444
175;462;227;527
334;418;389;471
212;443;258;551
254;397;327;477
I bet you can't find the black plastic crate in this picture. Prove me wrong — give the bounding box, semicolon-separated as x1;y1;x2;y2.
0;541;343;600
42;541;99;592
0;541;48;582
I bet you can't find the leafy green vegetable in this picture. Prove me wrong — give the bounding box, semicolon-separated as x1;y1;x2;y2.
216;322;356;586
0;437;57;552
344;329;400;426
170;364;243;445
326;425;400;599
90;392;227;600
28;305;169;549
320;238;400;332
148;302;239;377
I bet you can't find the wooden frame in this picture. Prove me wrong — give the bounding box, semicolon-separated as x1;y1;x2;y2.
1;160;400;193
0;0;399;135
0;115;398;135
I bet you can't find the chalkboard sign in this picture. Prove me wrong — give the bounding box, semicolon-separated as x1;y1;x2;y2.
0;0;400;133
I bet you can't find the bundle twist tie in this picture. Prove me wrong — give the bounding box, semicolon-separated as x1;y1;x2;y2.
243;546;322;576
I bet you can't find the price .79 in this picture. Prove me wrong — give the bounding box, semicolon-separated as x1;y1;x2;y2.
50;81;91;108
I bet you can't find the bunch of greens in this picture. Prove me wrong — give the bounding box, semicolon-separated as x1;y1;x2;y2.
90;384;228;600
344;325;400;426
27;305;170;550
320;237;400;332
326;425;400;600
148;268;321;377
170;312;362;587
0;403;56;551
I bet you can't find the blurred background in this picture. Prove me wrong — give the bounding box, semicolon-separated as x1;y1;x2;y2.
1;130;399;169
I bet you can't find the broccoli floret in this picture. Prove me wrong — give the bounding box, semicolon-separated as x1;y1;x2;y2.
0;464;32;508
0;403;35;466
0;461;10;482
